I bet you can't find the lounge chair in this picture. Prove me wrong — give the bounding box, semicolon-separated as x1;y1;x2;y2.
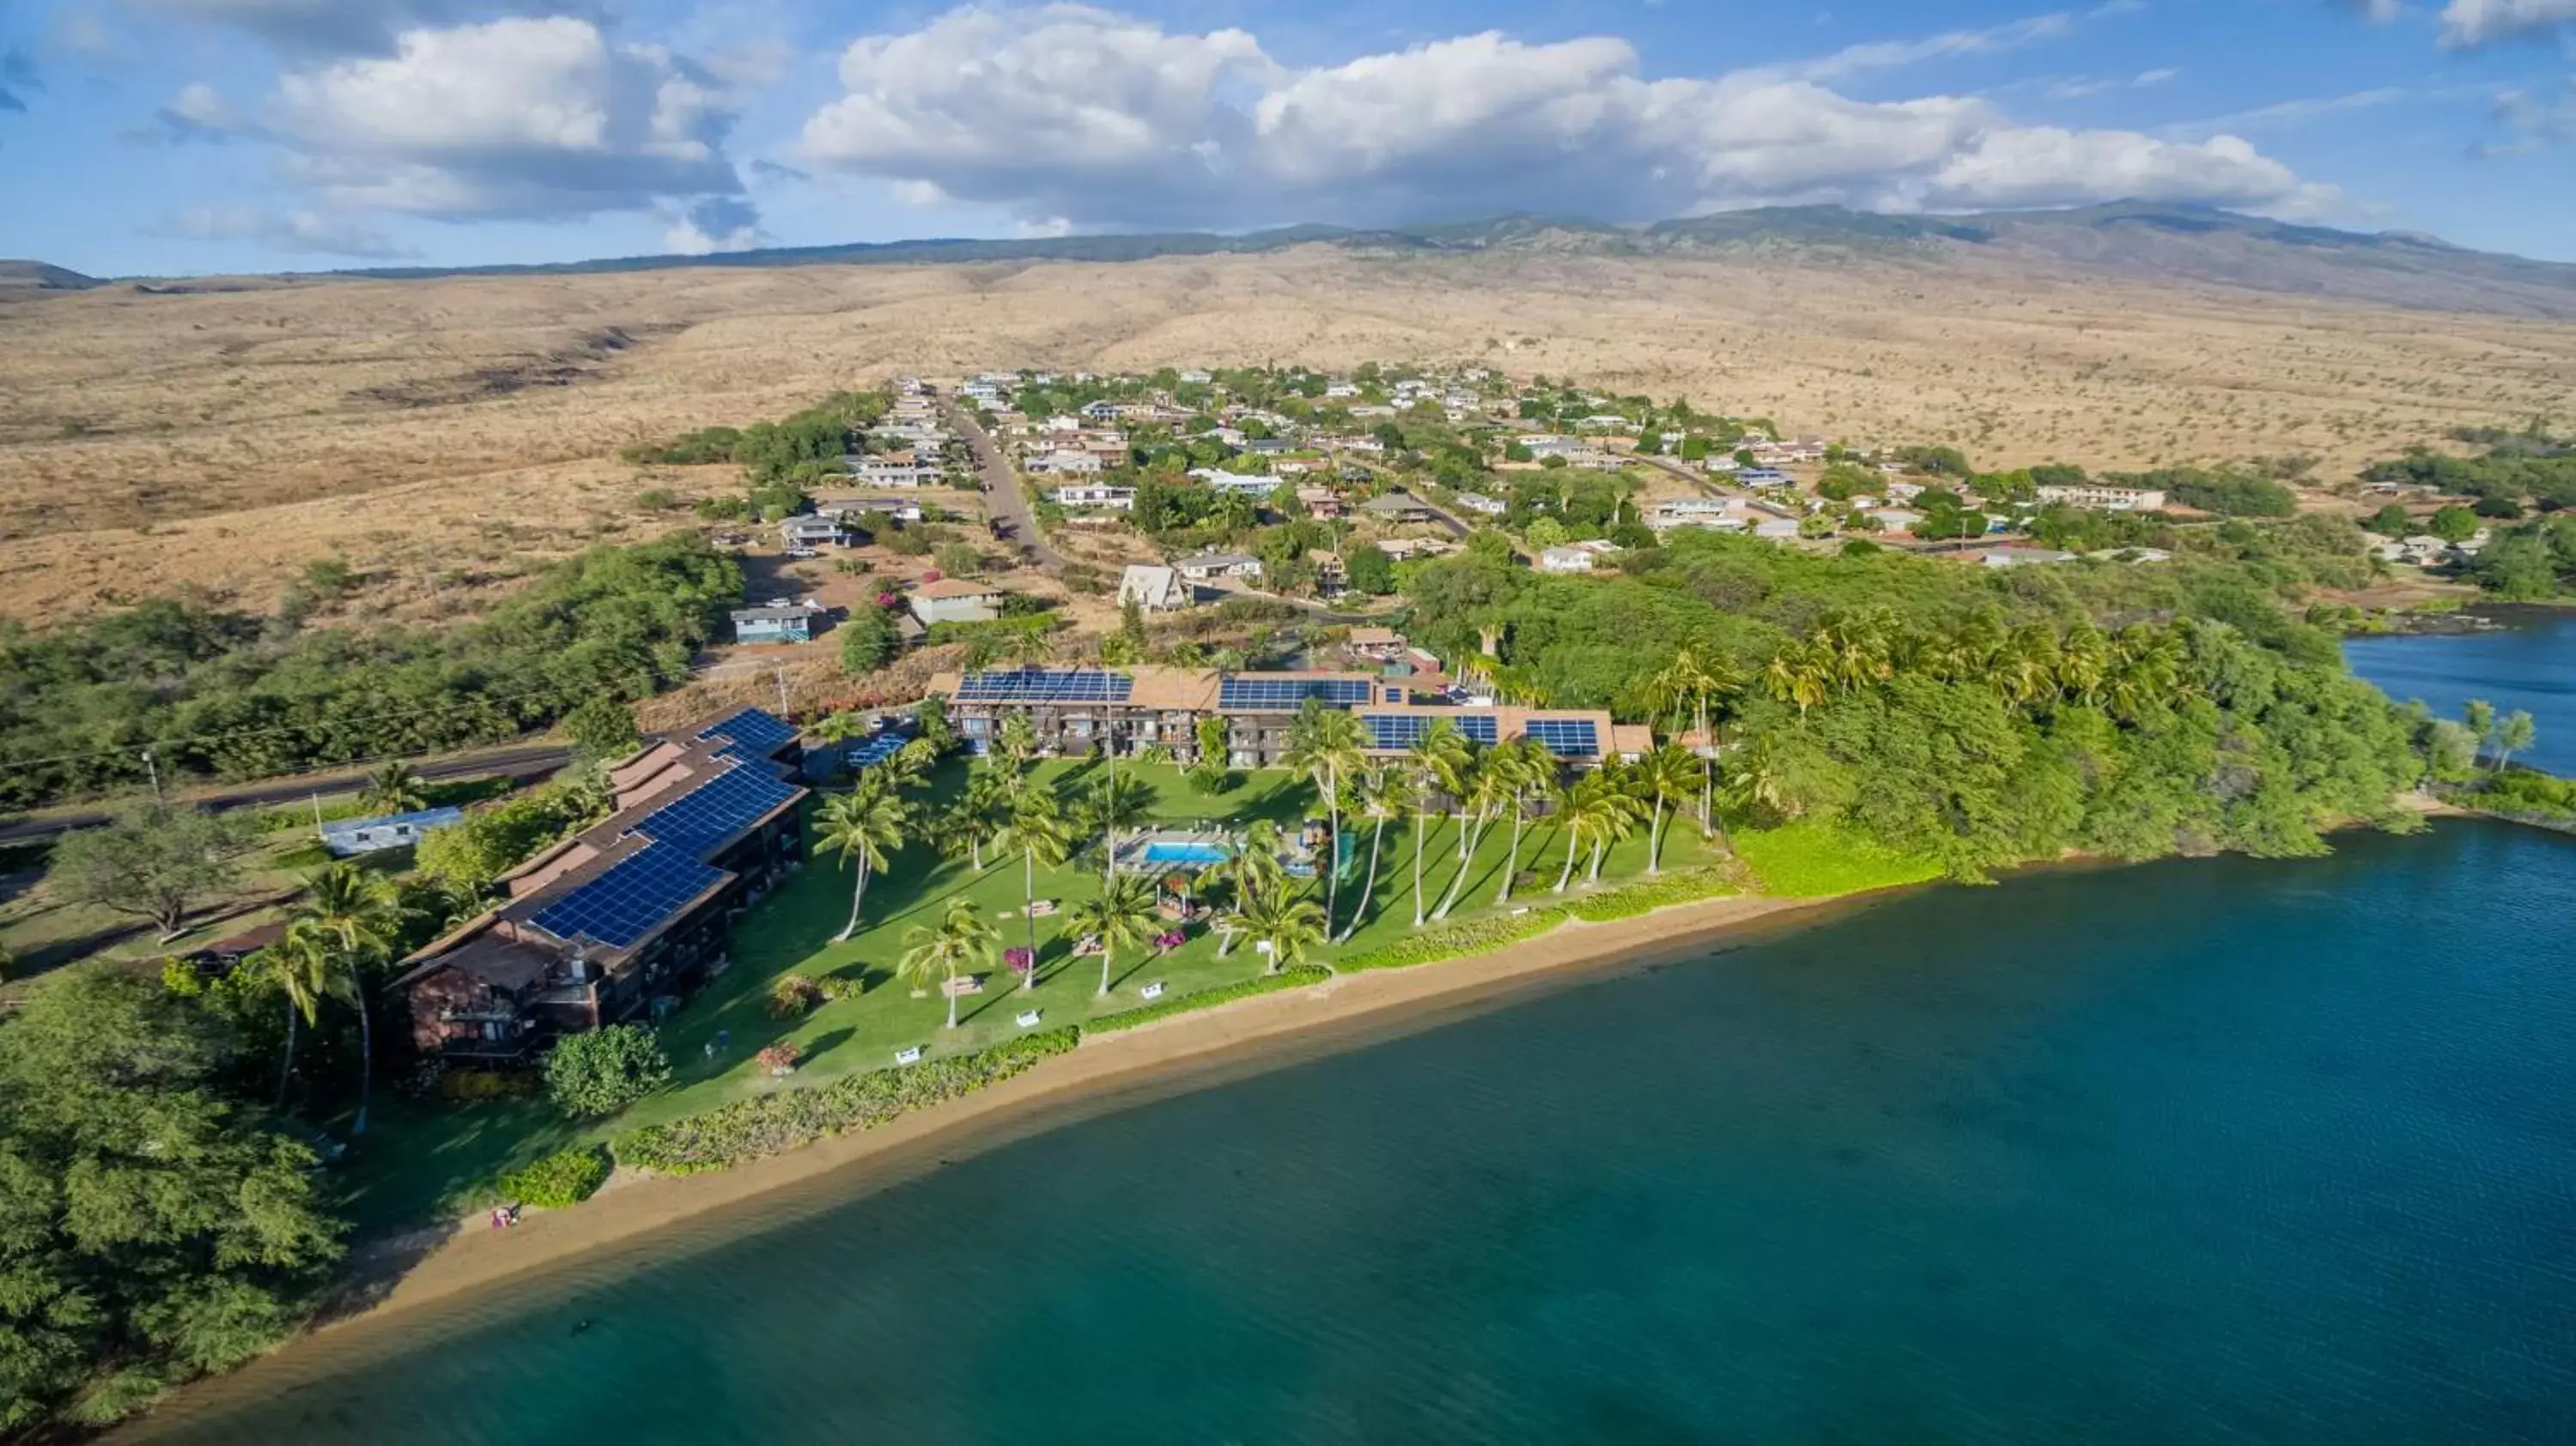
894;1045;923;1065
1139;981;1166;1000
1016;1009;1042;1028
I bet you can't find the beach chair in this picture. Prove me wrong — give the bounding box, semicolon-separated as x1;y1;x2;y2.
1016;1009;1042;1028
1139;981;1166;1000
894;1045;924;1066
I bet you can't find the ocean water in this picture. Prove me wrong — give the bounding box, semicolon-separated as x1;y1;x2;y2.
133;822;2576;1444
2347;610;2576;774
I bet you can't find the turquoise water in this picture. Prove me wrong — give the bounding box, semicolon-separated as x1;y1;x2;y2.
135;822;2576;1444
2347;610;2576;773
1141;841;1231;866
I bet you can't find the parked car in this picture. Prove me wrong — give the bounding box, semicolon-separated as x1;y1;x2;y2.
784;547;819;559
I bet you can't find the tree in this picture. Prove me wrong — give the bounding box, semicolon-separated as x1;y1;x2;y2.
914;695;957;755
1283;702;1366;936
290;863;405;1135
562;695;641;760
2429;505;2480;543
1492;739;1558;908
544;1024;673;1118
1119;592;1149;654
1346;544;1397;595
2367;503;2414;538
1188;714;1234;794
2494;710;2537;773
1080;770;1154;887
899;896;998;1030
1405;720;1471;927
1629;744;1699;873
2464;699;2497;766
812;780;912;942
1431;754;1516;920
46;799;250;943
1234;890;1327;975
1526;516;1571;550
1066;874;1160;996
1554;769;1643;891
995;789;1072;989
361;762;427;815
1340;766;1410;941
0;971;344;1435
936;540;983;577
258;932;333;1109
1212;821;1291;953
841;604;902;674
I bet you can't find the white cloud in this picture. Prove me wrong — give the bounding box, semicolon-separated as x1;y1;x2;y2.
665;195;764;253
2437;0;2576;46
1771;11;2078;83
797;6;2330;229
260;17;749;221
155;205;417;258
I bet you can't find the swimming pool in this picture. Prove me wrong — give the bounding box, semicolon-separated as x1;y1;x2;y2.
1141;841;1231;866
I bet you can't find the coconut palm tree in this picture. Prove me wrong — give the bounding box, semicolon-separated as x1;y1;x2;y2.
1492;740;1559;908
898;897;999;1030
361;762;427;816
260;927;336;1109
1404;720;1470;927
292;862;406;1136
1211;820;1288;954
1431;751;1518;920
1762;643;1829;715
1231;890;1327;975
1066;874;1160;995
1629;744;1699;874
1999;624;2063;712
812;781;912;943
1080;769;1155;888
1553;769;1643;892
1281;700;1367;937
808;711;871;745
995;788;1072;990
1339;766;1408;943
994;714;1040;772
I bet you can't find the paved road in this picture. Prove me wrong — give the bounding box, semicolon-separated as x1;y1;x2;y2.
937;389;1064;571
0;743;573;844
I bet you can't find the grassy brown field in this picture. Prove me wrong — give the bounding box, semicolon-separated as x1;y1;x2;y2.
4;245;2572;625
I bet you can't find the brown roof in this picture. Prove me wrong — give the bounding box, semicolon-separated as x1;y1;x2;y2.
1347;627;1402;647
916;577;1005;599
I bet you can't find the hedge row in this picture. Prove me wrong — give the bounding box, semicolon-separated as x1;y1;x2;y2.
1086;966;1331;1036
1560;867;1737;923
498;1145;612;1209
1334;906;1567;974
613;1028;1079;1176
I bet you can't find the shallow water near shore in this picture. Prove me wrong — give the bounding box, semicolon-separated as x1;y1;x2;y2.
128;819;2576;1444
2347;608;2576;773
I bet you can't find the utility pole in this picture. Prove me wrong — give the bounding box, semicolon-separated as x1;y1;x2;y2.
775;665;792;719
140;750;161;805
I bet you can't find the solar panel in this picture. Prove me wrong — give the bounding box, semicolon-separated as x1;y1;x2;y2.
696;708;797;757
530;841;726;949
1358;712;1499;750
626;761;802;857
846;734;908;769
1218;677;1376;711
1524;718;1601;758
955;669;1134;703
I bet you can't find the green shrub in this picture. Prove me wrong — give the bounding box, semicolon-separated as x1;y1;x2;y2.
498;1145;612;1209
766;974;823;1019
1087;967;1329;1035
615;1029;1080;1176
1562;867;1736;922
544;1024;673;1119
1335;908;1564;974
1735;820;1942;899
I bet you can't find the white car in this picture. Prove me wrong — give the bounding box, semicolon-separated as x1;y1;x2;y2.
783;547;819;560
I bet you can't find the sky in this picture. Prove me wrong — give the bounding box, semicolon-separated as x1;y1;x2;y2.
0;0;2572;276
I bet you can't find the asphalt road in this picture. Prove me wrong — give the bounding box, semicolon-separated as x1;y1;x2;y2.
0;744;573;844
938;390;1065;571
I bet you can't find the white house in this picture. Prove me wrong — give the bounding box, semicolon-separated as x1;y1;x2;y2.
1175;552;1264;582
1049;484;1135;510
1454;491;1508;516
1649;498;1745;532
841;460;939;488
1189;468;1280;496
1119;564;1193;612
1539;545;1599;574
1028;450;1104;476
2035;483;2168;512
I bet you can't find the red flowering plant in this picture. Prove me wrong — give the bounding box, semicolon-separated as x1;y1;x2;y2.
757;1041;801;1075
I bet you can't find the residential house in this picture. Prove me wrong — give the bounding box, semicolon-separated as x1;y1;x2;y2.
2035;483;2168;512
1454;491;1507;516
816;495;923;524
908;578;1009;626
1363;492;1438;525
839;459;940;488
1119;564;1194;613
321;806;465;858
1378;537;1455;562
391;709;806;1063
1968;545;2079;568
1028;450;1105;477
1190;468;1281;497
732;605;819;645
1175;552;1264;583
1048;484;1136;510
1736;468;1791;488
1295;486;1344;519
1540;545;1600;574
1648;498;1746;532
781;515;860;549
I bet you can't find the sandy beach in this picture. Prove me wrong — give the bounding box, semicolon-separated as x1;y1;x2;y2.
137;888;1858;1417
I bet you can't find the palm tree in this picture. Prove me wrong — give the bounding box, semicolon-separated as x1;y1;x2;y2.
1281;701;1367;937
884;738;942;792
1066;874;1160;995
1340;766;1408;942
995;789;1072;990
1232;890;1326;975
1629;744;1698;874
812;781;912;943
2000;624;2063;712
2058;620;2113;707
1404;720;1470;927
1762;643;1828;715
1492;740;1558;908
948;762;1013;869
1212;820;1289;954
1080;770;1155;888
1553;770;1641;892
361;762;427;815
292;862;406;1136
994;714;1039;772
808;711;871;745
898;897;999;1030
260;926;336;1109
1432;751;1517;920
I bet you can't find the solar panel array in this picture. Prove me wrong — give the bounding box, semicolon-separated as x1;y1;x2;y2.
1358;712;1500;750
1218;677;1376;711
956;669;1134;703
1526;718;1601;758
847;734;909;769
697;708;797;757
530;842;726;949
627;762;802;858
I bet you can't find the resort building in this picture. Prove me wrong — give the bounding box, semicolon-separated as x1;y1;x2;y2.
2034;483;2169;513
391;709;808;1065
924;667;1621;771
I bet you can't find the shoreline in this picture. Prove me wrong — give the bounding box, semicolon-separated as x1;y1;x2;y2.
122;888;1868;1433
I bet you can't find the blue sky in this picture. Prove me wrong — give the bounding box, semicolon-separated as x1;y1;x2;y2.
1;0;2571;276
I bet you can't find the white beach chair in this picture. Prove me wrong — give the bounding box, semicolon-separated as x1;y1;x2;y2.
1139;981;1166;1000
894;1045;923;1066
1016;1009;1042;1028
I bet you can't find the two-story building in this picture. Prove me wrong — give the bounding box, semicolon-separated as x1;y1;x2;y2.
391;709;807;1065
908;578;1009;627
732;605;818;645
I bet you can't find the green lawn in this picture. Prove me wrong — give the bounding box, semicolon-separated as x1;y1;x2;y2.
340;758;1717;1233
1732;817;1941;898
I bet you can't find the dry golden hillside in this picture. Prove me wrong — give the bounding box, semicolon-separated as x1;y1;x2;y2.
2;245;2570;623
